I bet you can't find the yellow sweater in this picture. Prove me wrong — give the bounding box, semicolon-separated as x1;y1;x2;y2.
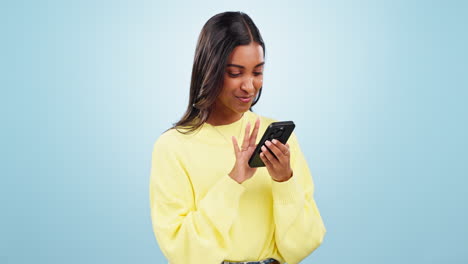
149;110;326;264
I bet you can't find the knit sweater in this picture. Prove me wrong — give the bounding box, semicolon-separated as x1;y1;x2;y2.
149;110;326;264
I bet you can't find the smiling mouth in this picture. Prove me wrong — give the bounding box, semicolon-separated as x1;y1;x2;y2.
236;96;252;103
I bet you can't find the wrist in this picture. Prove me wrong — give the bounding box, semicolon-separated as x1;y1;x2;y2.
272;170;293;182
228;170;245;184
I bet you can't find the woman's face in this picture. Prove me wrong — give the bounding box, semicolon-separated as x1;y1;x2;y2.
214;42;264;116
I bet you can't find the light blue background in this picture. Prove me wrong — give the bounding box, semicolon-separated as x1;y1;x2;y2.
1;0;467;263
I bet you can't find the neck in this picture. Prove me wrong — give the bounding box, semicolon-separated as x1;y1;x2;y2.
206;105;246;126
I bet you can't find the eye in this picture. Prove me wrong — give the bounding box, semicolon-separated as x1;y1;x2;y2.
228;73;241;77
254;72;263;76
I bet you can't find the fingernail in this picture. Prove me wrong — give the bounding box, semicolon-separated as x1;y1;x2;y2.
261;146;266;151
272;139;278;144
265;140;271;146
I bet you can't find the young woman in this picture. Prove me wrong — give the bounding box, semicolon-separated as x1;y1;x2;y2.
150;11;326;264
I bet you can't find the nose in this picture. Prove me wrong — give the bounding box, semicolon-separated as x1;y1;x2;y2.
241;77;256;95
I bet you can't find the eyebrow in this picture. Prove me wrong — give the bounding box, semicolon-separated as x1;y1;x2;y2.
226;62;265;69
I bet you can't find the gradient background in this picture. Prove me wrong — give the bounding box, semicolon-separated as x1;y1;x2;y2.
1;0;467;263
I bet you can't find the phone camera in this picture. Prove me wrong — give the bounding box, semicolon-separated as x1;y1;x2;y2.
270;127;284;139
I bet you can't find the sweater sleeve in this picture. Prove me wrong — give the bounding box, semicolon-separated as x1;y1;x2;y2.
149;134;246;264
270;133;326;264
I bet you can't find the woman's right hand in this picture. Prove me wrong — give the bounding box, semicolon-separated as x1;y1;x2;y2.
229;117;261;184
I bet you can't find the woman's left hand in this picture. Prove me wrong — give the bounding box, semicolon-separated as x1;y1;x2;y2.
260;139;293;182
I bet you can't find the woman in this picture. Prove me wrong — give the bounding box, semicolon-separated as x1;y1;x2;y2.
150;11;326;264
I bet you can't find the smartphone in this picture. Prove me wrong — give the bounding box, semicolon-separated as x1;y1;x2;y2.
248;121;295;168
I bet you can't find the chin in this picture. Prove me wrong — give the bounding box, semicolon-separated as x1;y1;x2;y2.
236;105;251;112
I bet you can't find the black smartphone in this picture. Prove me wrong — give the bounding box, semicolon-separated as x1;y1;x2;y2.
248;121;295;168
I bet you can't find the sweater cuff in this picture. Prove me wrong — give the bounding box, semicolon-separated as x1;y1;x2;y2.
271;173;303;205
217;175;247;204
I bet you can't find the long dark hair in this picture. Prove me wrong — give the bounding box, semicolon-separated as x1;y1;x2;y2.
166;11;266;134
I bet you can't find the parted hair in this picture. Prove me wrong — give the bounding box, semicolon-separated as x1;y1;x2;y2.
166;11;266;134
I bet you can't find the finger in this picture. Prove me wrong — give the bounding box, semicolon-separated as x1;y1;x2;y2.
240;122;251;151
232;136;240;154
265;140;286;160
261;145;278;167
249;117;261;146
260;152;272;168
272;139;290;155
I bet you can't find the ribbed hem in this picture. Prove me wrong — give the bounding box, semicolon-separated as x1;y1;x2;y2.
271;173;302;205
221;175;247;198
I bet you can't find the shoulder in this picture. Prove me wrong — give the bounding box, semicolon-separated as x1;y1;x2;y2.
152;128;187;153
